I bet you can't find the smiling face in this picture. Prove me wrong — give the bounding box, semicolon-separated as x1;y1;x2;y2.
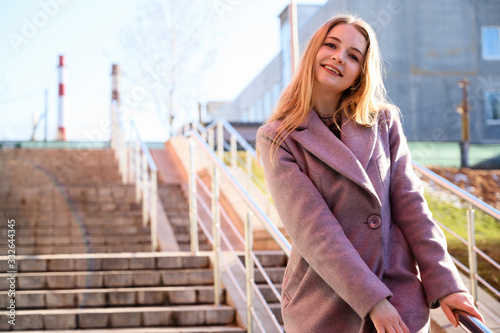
314;23;367;99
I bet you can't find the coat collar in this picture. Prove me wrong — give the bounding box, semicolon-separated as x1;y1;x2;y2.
291;110;380;205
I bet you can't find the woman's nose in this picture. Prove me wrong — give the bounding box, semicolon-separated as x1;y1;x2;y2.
332;51;344;63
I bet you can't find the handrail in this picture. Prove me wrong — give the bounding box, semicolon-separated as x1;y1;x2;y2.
110;100;158;251
187;130;291;256
412;161;500;220
413;160;500;319
457;311;493;333
129;121;158;173
182;119;496;332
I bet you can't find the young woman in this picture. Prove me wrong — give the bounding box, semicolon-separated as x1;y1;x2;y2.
257;14;483;333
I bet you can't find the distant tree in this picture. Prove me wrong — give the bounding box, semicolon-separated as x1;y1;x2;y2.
118;0;222;136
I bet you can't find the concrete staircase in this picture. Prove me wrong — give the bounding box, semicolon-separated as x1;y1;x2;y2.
0;149;150;255
0;252;242;332
0;148;244;331
157;184;211;252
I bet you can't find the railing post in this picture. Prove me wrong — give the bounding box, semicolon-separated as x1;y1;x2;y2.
111;107;116;150
217;121;224;160
151;169;158;251
246;151;252;183
128;140;134;184
208;128;215;151
230;134;237;168
212;164;222;306
467;206;478;303
135;138;141;203
188;137;199;253
142;153;148;227
121;136;128;184
245;210;254;332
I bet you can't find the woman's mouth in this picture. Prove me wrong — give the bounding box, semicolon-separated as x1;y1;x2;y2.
323;65;343;77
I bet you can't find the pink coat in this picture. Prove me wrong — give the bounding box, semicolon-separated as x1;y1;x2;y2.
257;109;467;333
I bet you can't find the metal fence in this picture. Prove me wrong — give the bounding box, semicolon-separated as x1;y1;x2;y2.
110;101;158;251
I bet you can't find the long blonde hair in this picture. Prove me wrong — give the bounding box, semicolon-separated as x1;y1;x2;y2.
266;14;396;157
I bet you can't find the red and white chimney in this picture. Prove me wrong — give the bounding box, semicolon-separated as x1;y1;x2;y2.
56;55;66;141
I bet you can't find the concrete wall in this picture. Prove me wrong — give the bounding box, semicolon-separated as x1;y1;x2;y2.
210;0;500;143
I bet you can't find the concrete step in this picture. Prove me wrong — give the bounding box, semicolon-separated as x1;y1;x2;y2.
0;226;150;237
0;234;152;246
238;251;288;268
0;268;214;291
0;244;154;255
0;149;123;186
178;243;213;252
0;286;225;309
10;327;246;333
0;252;210;272
257;284;282;304
268;302;283;325
0;305;236;330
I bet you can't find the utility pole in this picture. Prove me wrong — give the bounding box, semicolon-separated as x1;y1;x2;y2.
44;88;48;142
289;0;299;76
198;103;204;127
457;78;470;168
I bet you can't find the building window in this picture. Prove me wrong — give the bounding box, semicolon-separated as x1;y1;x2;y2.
249;105;256;122
255;99;263;122
482;26;500;60
485;91;500;123
241;110;248;122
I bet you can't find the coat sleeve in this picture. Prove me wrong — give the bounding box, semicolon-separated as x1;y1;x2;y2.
385;110;468;307
257;126;392;319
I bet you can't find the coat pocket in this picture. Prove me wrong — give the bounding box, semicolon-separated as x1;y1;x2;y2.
282;256;308;309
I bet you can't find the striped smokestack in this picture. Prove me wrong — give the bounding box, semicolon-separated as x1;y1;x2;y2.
56;55;66;141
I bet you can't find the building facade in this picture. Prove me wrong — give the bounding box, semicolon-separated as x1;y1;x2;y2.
209;0;500;144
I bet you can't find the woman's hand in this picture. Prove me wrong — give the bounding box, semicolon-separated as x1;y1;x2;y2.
440;292;484;327
369;298;410;333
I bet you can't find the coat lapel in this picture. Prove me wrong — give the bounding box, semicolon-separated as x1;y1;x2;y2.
340;111;377;171
290;110;380;205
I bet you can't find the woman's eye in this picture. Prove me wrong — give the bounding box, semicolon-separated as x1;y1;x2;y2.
349;54;359;62
325;43;335;49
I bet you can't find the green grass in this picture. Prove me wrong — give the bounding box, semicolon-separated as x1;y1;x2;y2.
408;142;500;168
425;193;500;300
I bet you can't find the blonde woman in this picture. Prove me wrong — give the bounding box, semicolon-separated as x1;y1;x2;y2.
257;14;483;333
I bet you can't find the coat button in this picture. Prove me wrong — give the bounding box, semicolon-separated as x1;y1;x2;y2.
367;215;381;229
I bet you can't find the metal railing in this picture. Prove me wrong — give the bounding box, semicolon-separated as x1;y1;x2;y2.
182;119;496;332
182;120;269;193
413;161;500;327
457;311;494;333
182;120;279;225
186;129;290;332
110;101;158;251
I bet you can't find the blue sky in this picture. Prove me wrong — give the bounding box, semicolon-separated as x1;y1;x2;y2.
0;0;326;141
